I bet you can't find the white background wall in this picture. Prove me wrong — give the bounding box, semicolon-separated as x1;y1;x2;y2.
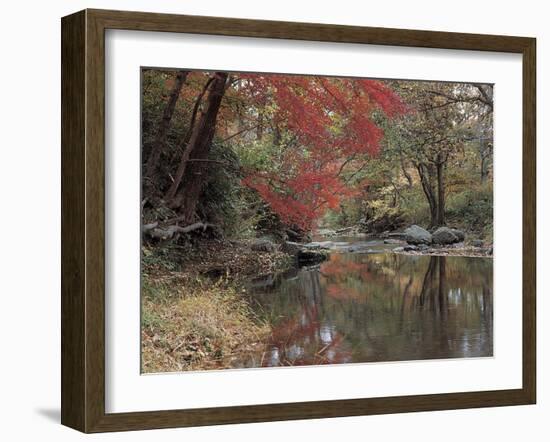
0;0;547;440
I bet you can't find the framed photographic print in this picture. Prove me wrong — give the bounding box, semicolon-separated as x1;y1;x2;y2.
61;9;536;433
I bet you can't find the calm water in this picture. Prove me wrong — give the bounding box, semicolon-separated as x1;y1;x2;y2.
239;237;493;368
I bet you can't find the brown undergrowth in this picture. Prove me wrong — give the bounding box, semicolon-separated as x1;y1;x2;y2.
141;239;292;373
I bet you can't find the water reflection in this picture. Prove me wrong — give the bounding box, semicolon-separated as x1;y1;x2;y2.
241;252;493;368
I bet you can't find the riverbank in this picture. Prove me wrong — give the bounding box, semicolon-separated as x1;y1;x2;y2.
315;225;493;258
141;239;293;373
391;243;492;258
141;230;492;372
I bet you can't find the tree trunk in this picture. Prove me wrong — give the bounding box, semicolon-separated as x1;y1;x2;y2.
416;163;438;228
166;72;227;208
176;157;209;223
256;112;264;140
480;147;490;183
399;151;413;188
272;123;281;147
144;70;188;181
172;76;215;162
480;155;487;183
435;156;446;227
390;179;399;207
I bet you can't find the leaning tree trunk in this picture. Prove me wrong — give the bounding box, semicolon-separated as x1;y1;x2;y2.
176;152;210;223
165;72;229;220
143;70;189;182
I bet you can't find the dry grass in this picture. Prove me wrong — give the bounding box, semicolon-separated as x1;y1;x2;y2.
140;238;294;373
141;277;270;373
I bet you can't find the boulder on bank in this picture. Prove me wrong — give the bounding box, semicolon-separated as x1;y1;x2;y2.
250;238;277;253
297;249;329;264
281;241;330;265
281;241;302;255
432;227;465;245
450;228;466;242
286;228;311;243
403;225;432;245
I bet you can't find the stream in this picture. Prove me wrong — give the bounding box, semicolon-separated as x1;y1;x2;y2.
239;235;493;368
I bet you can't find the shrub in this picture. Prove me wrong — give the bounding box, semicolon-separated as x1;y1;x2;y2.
446;184;493;239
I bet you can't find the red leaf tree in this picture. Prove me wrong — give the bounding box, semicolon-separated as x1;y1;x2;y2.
236;74;406;231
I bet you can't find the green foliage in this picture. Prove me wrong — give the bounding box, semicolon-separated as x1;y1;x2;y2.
141;300;167;331
141;243;188;273
196;140;285;239
141;69;196;199
196;141;241;232
324;198;364;228
322;82;493;237
234;136;283;172
446;184;493;240
396;186;431;226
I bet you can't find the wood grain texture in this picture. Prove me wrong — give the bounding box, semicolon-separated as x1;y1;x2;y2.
89;8;532;52
85;9;107;432
522;38;537;403
61;10;86;431
60;8;537;433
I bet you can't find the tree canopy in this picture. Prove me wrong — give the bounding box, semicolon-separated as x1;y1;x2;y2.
141;69;493;241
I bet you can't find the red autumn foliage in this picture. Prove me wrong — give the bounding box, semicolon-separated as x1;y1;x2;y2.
235;73;406;230
170;71;405;230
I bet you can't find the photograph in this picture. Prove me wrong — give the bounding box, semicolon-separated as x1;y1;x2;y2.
0;0;542;437
140;69;494;373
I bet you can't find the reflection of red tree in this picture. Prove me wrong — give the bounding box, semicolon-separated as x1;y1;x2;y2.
266;304;353;366
320;255;376;302
321;254;364;276
326;284;363;301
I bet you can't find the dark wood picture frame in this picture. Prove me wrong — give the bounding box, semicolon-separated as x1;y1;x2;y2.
61;8;536;433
